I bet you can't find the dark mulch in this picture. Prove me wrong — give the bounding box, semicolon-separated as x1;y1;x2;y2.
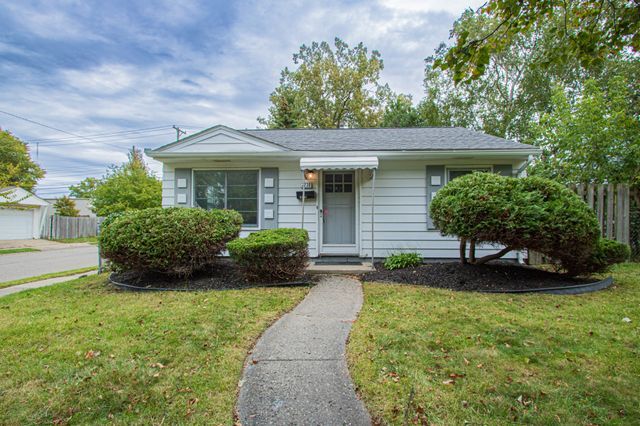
110;260;314;291
362;261;597;292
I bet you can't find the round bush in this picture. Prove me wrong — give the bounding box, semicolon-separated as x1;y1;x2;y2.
572;238;630;275
430;173;601;274
227;228;309;282
99;207;242;276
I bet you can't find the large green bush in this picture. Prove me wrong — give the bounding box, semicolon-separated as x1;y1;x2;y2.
573;238;631;275
99;207;242;276
227;228;309;282
429;173;618;275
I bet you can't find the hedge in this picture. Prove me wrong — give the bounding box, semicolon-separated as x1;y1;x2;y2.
429;172;628;275
227;228;309;282
99;207;242;276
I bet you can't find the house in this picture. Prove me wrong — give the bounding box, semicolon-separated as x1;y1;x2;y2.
0;187;50;240
44;197;96;217
145;125;540;260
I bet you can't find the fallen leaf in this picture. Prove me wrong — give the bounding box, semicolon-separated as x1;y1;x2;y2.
85;350;100;360
442;379;455;385
463;357;470;365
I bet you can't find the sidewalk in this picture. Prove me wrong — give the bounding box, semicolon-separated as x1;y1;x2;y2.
0;271;98;298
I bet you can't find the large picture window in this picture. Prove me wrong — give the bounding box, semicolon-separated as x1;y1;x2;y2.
194;170;259;226
447;167;491;182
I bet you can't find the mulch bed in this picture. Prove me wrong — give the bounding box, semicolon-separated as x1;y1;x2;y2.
362;261;598;292
110;260;314;291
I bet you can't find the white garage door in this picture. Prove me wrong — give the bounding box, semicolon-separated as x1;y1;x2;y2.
0;208;35;240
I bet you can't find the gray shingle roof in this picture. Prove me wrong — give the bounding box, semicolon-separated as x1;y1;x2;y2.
241;127;535;151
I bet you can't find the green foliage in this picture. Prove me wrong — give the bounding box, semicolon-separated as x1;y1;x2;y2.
438;0;640;84
575;238;631;274
0;129;44;191
227;228;309;282
380;94;424;128
91;147;161;216
53;196;79;217
258;37;391;129
99;207;242;276
530;76;640;191
430;173;602;275
69;177;100;198
383;253;422;270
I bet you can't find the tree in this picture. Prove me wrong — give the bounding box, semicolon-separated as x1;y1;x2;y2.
437;0;640;83
69;177;100;198
54;196;80;217
529;75;640;204
0;129;45;191
258;37;392;128
380;94;424;128
91;147;161;216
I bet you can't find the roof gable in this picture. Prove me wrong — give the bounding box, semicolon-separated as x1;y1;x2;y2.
154;125;286;154
1;187;50;207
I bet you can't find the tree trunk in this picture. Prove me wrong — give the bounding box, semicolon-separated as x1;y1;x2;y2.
469;239;477;263
459;238;467;264
474;246;514;265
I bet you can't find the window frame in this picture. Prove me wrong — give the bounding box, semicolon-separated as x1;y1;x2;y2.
445;165;493;183
192;168;261;229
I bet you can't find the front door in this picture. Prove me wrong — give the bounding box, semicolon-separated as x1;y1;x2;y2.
322;172;356;252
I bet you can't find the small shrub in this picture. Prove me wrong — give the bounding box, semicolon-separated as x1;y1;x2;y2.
383;253;422;270
566;238;631;275
227;228;309;282
99;207;242;276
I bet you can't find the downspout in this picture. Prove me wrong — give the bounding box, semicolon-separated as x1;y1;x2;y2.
516;155;534;264
371;168;377;265
300;170;306;231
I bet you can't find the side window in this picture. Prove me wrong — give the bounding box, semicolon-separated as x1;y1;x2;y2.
447;168;491;182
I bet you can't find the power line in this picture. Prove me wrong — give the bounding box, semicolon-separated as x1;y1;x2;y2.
0;110;125;149
24;125;174;142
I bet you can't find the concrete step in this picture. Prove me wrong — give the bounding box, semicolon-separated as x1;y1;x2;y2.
307;262;374;274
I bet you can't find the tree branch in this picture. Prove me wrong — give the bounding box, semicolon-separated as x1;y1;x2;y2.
474;246;514;265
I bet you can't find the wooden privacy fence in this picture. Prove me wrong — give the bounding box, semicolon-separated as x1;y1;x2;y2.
528;183;631;264
42;215;101;240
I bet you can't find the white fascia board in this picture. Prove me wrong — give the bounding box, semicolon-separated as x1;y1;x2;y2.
146;148;541;161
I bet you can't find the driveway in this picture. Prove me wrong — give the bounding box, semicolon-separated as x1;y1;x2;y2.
0;242;98;282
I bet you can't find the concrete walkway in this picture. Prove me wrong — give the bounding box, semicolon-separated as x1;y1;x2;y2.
237;275;371;425
0;270;97;298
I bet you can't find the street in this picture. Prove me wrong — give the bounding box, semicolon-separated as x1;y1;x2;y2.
0;244;98;282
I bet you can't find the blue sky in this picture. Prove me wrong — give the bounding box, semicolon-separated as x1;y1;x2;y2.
0;0;481;197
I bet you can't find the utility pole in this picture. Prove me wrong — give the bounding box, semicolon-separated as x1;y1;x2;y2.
173;125;186;141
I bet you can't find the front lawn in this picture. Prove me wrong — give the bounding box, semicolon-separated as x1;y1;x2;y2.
0;274;308;425
348;263;640;425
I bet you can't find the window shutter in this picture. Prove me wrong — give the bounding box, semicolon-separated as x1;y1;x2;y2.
426;165;444;230
174;169;192;207
260;168;278;229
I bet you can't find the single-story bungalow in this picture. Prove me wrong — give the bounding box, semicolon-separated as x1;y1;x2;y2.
145;125;540;260
0;187;50;240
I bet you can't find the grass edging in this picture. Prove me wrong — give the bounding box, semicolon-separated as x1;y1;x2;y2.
108;272;312;292
0;267;98;290
479;275;613;294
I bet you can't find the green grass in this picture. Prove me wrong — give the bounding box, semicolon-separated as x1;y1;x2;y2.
348;263;640;425
0;248;40;255
0;274;309;425
53;236;98;244
0;266;98;289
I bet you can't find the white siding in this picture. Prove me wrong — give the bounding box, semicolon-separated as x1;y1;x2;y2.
157;157;520;260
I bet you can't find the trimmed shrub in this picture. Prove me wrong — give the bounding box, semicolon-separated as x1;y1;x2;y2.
384;252;422;270
227;228;309;282
430;173;603;275
569;238;630;275
99;207;242;276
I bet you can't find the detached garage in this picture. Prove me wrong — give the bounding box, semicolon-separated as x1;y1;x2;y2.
0;187;50;240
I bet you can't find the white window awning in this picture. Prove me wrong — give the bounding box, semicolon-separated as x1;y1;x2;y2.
300;156;378;170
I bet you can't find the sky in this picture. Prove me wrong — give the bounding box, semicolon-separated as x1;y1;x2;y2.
0;0;483;198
